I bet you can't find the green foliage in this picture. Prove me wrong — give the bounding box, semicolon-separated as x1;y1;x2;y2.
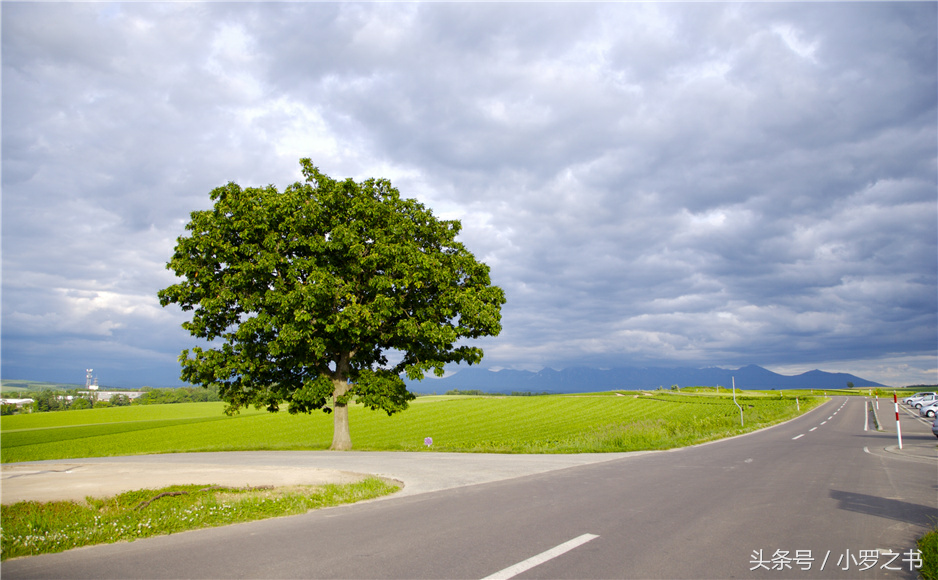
919;526;938;580
68;397;93;410
158;159;504;449
31;390;65;412
132;387;219;405
109;394;132;406
0;478;398;560
1;394;822;462
5;386;219;415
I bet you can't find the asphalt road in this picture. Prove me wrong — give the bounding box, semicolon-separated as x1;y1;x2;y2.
4;397;936;579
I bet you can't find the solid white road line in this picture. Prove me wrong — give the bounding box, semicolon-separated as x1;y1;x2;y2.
481;534;599;580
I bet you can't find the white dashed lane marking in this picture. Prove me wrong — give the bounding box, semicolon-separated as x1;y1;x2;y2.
792;398;849;441
482;534;599;580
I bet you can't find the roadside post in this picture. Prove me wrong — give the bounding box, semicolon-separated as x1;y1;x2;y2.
732;377;744;427
893;392;903;449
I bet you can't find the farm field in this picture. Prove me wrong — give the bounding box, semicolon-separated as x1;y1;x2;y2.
1;392;824;463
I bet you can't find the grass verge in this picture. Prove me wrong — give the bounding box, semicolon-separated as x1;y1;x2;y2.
919;526;938;580
1;477;398;561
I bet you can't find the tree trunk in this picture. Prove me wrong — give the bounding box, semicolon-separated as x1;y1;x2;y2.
331;400;352;451
330;356;353;451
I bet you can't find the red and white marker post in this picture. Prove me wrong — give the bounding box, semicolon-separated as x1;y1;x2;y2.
893;393;903;449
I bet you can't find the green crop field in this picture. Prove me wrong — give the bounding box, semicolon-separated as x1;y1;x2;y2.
1;392;823;463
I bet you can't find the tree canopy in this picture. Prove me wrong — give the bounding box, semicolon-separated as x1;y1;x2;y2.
158;159;505;449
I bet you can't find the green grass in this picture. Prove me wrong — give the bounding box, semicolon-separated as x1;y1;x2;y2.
2;416;235;448
0;477;398;561
1;402;257;429
2;392;822;462
920;526;938;580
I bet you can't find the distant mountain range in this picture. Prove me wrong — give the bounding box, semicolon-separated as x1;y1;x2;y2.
407;364;884;393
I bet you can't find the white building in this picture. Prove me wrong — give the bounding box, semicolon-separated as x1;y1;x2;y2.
1;398;35;408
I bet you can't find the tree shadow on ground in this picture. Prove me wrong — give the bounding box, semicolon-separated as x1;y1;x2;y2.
830;489;937;527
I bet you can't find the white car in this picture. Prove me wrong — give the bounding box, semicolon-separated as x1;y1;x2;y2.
902;392;932;404
912;395;938;409
920;401;938;419
904;392;936;406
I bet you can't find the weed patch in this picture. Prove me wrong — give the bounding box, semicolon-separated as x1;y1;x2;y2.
919;526;938;580
1;478;398;561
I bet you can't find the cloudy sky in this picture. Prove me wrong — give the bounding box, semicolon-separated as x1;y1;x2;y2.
2;2;936;388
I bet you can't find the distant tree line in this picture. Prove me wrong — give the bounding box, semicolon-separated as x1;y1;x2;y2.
132;386;221;405
443;389;552;396
0;386;221;415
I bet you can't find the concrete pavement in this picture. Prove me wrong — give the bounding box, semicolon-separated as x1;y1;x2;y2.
882;437;938;463
870;397;938;464
1;450;644;504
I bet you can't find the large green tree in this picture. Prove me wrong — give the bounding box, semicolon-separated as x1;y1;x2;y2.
159;159;505;450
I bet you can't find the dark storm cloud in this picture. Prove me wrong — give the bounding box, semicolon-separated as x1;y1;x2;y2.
2;2;935;387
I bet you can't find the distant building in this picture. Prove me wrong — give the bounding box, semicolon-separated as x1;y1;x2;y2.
79;391;145;400
81;369;144;399
1;398;35;408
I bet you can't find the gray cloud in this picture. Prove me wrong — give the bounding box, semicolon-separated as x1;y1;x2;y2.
2;2;935;387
